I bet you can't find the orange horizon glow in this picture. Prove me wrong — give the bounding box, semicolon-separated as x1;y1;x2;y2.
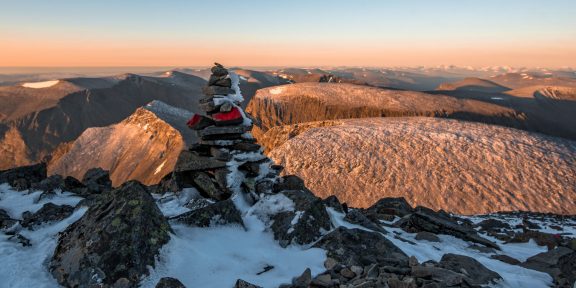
2;38;575;68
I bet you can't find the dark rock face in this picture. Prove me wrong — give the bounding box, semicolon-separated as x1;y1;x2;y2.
438;253;502;285
344;209;387;234
234;279;262;288
398;211;500;250
30;174;65;194
273;175;306;192
21;203;75;228
313;227;408;267
81;167;112;193
271;190;332;247
172;199;244;227
365;197;414;218
0;162;47;190
477;219;511;231
415;231;441;242
50;181;171;287
156;277;186;288
521;247;576;287
0;209;17;229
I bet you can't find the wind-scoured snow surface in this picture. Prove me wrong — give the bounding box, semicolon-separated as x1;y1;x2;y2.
269;117;576;214
0;184;86;288
142;193;326;288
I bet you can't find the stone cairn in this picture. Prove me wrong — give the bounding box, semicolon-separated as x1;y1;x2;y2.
166;63;282;204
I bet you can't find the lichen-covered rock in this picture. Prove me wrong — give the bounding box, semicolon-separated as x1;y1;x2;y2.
438;253;502;285
271;190;332;247
50;181;171;287
172;199;244;227
21;203;75;228
156;277;186;288
313;227;408;267
0;162;47;190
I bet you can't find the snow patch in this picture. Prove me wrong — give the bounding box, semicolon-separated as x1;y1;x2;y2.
21;80;60;89
154;160;167;175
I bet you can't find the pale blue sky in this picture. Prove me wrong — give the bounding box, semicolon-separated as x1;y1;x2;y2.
1;0;575;67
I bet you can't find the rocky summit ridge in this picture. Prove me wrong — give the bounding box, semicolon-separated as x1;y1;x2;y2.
0;64;575;288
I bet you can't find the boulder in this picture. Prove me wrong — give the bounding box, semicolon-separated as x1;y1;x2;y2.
476;219;511;231
438;253;502;285
81;167;112;193
411;266;467;286
398;211;499;250
415;232;441;242
490;255;521;265
156;277;186;288
273;175;306;192
521;247;575;284
0;209;17;230
190;172;230;200
365;197;414;218
172;199;244;228
0;162;47;190
292;268;312;288
508;230;562;249
234;279;262;288
30;174;65;194
322;195;344;213
173;150;226;172
50;181;171;287
313;227;408;267
344;209;387;234
21;203;75;228
271;190;332;247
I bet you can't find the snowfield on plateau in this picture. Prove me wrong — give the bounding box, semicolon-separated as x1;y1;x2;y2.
268;117;576;215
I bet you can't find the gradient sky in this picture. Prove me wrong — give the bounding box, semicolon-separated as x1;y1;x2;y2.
1;0;575;67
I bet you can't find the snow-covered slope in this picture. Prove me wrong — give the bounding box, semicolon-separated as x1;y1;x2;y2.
48;101;195;186
268;117;576;214
2;181;574;288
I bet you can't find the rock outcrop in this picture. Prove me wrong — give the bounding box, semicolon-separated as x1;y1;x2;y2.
246;82;525;140
50;181;171;287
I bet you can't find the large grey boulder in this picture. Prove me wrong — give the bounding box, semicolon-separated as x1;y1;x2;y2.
50;181;171;287
438;253;502;285
270;190;332;247
172;199;244;227
313;227;408;267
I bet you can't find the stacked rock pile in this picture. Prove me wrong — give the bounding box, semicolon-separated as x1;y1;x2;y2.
166;63;282;203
